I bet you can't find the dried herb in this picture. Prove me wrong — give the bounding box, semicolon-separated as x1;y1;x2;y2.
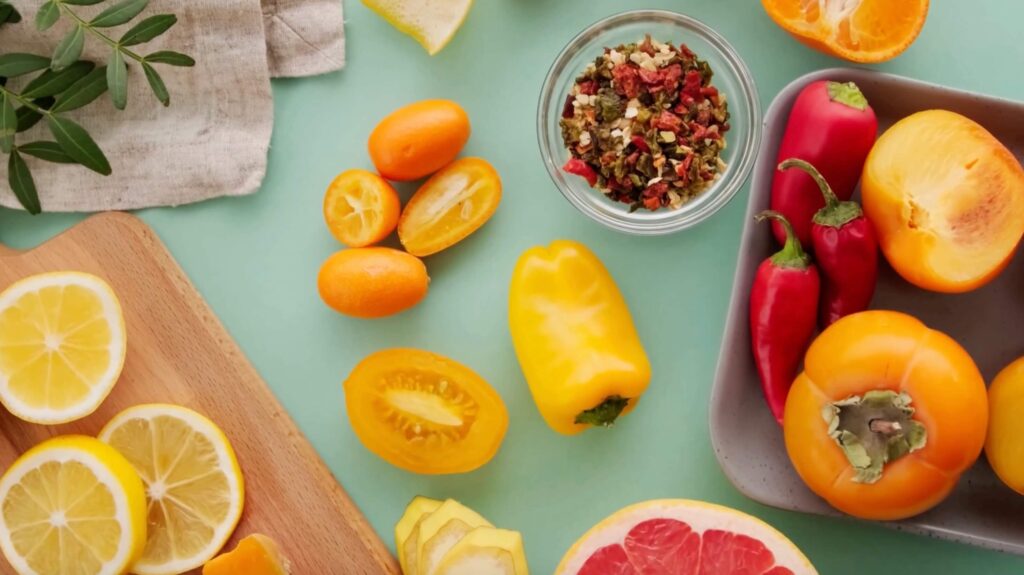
0;0;194;213
560;35;730;211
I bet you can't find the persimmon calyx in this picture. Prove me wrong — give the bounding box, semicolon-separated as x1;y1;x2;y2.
822;390;927;484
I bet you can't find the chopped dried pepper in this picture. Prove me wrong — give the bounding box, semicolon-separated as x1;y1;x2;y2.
559;35;730;211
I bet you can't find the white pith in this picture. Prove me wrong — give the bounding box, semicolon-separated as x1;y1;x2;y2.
98;404;244;575
0;272;125;424
0;447;136;575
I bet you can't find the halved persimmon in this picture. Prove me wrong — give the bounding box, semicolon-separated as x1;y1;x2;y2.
862;110;1024;293
343;348;509;475
761;0;929;63
324;169;401;247
398;157;502;257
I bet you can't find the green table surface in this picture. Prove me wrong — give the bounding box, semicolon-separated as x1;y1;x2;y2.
2;1;1024;573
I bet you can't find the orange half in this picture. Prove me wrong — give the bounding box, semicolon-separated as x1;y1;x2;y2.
762;0;929;63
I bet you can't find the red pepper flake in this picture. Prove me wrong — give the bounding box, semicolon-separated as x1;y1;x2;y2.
578;81;598;96
661;63;683;93
689;121;707;140
701;85;719;99
643;181;669;198
562;94;575;119
682;70;705;103
675;154;694;183
643;196;663;210
630;136;650;153
654;111;683;132
638;36;656;56
638;67;662;85
563;158;598;187
612;64;642;99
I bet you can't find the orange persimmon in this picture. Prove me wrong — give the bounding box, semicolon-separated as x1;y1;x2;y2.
862;110;1024;293
783;311;987;521
369;99;471;182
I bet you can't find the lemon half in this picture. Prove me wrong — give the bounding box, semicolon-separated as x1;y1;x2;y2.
0;435;147;575
99;404;245;575
0;271;127;424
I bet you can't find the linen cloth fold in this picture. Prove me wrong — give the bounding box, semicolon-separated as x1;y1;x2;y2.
0;0;345;212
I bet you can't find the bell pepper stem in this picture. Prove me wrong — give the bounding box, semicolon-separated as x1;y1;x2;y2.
755;210;810;269
779;158;839;210
575;396;629;427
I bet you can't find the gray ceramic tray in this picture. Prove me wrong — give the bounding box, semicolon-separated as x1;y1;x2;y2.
711;67;1024;553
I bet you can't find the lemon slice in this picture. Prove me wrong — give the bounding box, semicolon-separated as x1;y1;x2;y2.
0;435;147;575
0;271;127;424
99;404;245;575
362;0;474;55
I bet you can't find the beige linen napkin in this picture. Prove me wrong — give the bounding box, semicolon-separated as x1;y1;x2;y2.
0;0;345;212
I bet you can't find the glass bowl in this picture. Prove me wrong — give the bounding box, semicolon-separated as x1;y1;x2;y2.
538;10;762;235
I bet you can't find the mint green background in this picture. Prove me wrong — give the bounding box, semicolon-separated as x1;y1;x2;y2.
2;1;1023;573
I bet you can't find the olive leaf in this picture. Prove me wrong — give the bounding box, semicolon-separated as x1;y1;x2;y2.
144;50;194;67
8;150;41;214
0;92;15;153
19;141;75;164
15;97;54;132
22;61;95;99
62;0;106;5
52;27;86;71
141;62;167;106
0;53;51;77
0;2;22;26
120;14;176;46
108;51;127;109
51;66;108;113
47;115;111;175
90;0;149;27
35;0;59;31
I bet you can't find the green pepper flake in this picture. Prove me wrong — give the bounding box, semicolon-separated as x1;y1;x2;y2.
559;35;730;211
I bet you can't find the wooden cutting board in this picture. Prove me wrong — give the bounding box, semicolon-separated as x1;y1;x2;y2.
0;212;400;575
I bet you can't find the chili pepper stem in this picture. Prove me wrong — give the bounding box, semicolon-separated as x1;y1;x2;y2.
779;159;863;228
825;81;869;111
755;210;810;269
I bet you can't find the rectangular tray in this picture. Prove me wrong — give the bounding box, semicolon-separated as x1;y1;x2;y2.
710;67;1024;554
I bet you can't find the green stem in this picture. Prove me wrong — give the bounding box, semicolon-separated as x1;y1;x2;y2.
0;84;49;115
779;158;839;210
755;210;810;269
57;2;145;63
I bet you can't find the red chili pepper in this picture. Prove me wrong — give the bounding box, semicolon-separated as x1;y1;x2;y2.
750;211;820;425
770;80;878;247
562;158;598;187
780;158;878;328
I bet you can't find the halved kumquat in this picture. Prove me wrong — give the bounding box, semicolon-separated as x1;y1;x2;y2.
398;157;502;257
324;169;401;248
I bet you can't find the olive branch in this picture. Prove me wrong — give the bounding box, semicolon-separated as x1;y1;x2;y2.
0;0;194;214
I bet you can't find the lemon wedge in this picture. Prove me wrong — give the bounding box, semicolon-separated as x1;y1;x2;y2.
99;404;245;575
0;435;147;575
0;271;126;424
396;496;443;573
362;0;474;55
435;527;529;575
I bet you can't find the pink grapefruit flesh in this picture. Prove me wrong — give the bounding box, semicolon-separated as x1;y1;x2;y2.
559;500;816;575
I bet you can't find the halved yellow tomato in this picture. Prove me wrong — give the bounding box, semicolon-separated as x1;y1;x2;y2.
398;157;502;257
343;348;509;475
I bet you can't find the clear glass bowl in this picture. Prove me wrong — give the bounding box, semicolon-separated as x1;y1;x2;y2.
538;10;762;235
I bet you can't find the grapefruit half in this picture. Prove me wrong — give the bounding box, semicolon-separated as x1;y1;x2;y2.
556;500;817;575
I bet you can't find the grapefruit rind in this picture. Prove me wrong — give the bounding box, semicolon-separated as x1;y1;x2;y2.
556;499;816;575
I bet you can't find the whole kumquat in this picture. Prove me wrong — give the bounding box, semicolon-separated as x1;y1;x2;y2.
317;248;429;318
368;99;471;181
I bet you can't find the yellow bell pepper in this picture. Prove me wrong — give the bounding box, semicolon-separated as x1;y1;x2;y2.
508;240;651;435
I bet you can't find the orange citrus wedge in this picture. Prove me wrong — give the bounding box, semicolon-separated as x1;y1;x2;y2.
761;0;929;63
